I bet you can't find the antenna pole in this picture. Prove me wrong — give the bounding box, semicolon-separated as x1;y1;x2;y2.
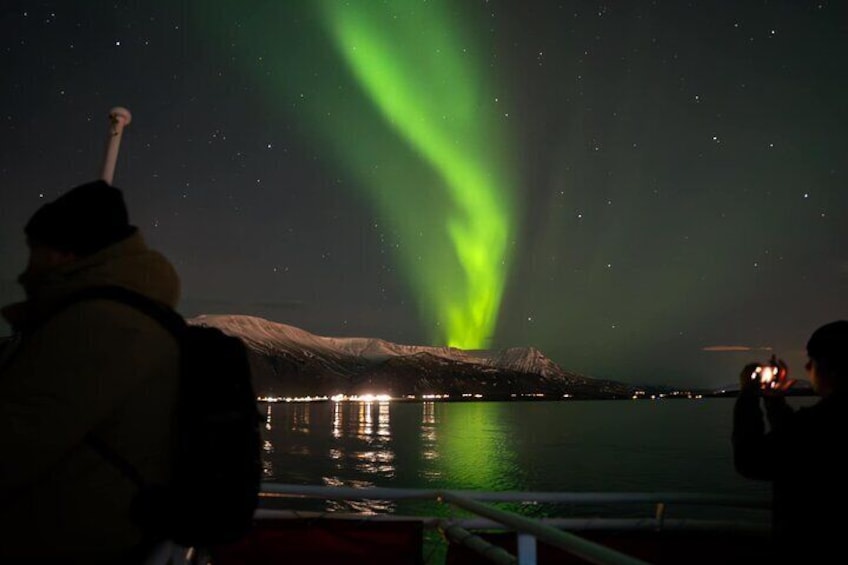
100;106;132;185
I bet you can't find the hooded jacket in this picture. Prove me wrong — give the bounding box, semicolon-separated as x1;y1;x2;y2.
0;231;180;563
733;390;848;561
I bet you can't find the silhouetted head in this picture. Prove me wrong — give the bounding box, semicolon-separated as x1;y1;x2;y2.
21;180;136;284
806;320;848;395
25;180;135;256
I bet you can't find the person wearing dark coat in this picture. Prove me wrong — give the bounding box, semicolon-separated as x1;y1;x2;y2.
0;181;181;563
733;320;848;562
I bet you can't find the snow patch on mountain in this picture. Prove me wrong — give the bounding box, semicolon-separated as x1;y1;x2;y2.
193;314;493;365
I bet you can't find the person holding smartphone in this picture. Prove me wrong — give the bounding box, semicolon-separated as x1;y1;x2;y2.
733;320;848;561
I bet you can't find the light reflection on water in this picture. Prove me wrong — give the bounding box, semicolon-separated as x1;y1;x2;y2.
261;399;776;517
264;400;400;513
332;402;341;438
420;402;441;481
262;401;545;495
261;405;274;478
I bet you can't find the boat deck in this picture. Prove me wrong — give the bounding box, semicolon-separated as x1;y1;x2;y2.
202;483;772;564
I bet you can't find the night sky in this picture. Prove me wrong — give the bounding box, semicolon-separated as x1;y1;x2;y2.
1;1;845;389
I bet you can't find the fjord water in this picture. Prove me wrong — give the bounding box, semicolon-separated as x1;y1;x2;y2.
260;398;813;520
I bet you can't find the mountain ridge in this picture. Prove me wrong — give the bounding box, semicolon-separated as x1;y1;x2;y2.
190;314;638;399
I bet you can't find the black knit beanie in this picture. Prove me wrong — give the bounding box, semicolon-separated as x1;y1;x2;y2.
24;180;136;256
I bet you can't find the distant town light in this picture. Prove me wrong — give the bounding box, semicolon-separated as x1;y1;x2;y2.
328;393;392;402
257;395;331;403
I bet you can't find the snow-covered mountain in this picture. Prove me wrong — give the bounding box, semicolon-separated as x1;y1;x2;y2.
194;314;475;363
190;314;635;399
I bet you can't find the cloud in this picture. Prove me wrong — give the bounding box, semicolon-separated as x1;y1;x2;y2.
701;345;773;352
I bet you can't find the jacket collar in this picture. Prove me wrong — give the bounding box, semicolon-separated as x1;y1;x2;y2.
1;230;160;332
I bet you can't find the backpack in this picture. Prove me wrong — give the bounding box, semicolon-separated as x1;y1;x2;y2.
59;285;262;547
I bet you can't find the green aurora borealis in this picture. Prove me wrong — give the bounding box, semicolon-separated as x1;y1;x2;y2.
31;0;830;386
319;1;515;349
201;1;517;350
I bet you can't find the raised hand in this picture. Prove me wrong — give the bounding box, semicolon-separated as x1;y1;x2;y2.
762;357;796;396
739;362;762;393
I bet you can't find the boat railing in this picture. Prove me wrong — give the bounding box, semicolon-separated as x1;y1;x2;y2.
256;483;770;565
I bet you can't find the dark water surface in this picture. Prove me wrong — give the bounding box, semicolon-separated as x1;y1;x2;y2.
258;398;820;562
259;398;816;510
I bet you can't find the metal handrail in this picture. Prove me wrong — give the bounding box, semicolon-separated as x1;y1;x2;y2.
439;491;648;565
254;509;770;534
261;483;770;508
440;522;517;565
258;483;769;565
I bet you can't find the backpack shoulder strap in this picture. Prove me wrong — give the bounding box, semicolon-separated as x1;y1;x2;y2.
86;433;147;488
60;285;186;338
55;286;186;489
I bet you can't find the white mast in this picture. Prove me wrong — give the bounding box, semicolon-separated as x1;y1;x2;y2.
99;106;132;185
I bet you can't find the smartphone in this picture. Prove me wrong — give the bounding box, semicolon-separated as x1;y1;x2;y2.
756;364;779;386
